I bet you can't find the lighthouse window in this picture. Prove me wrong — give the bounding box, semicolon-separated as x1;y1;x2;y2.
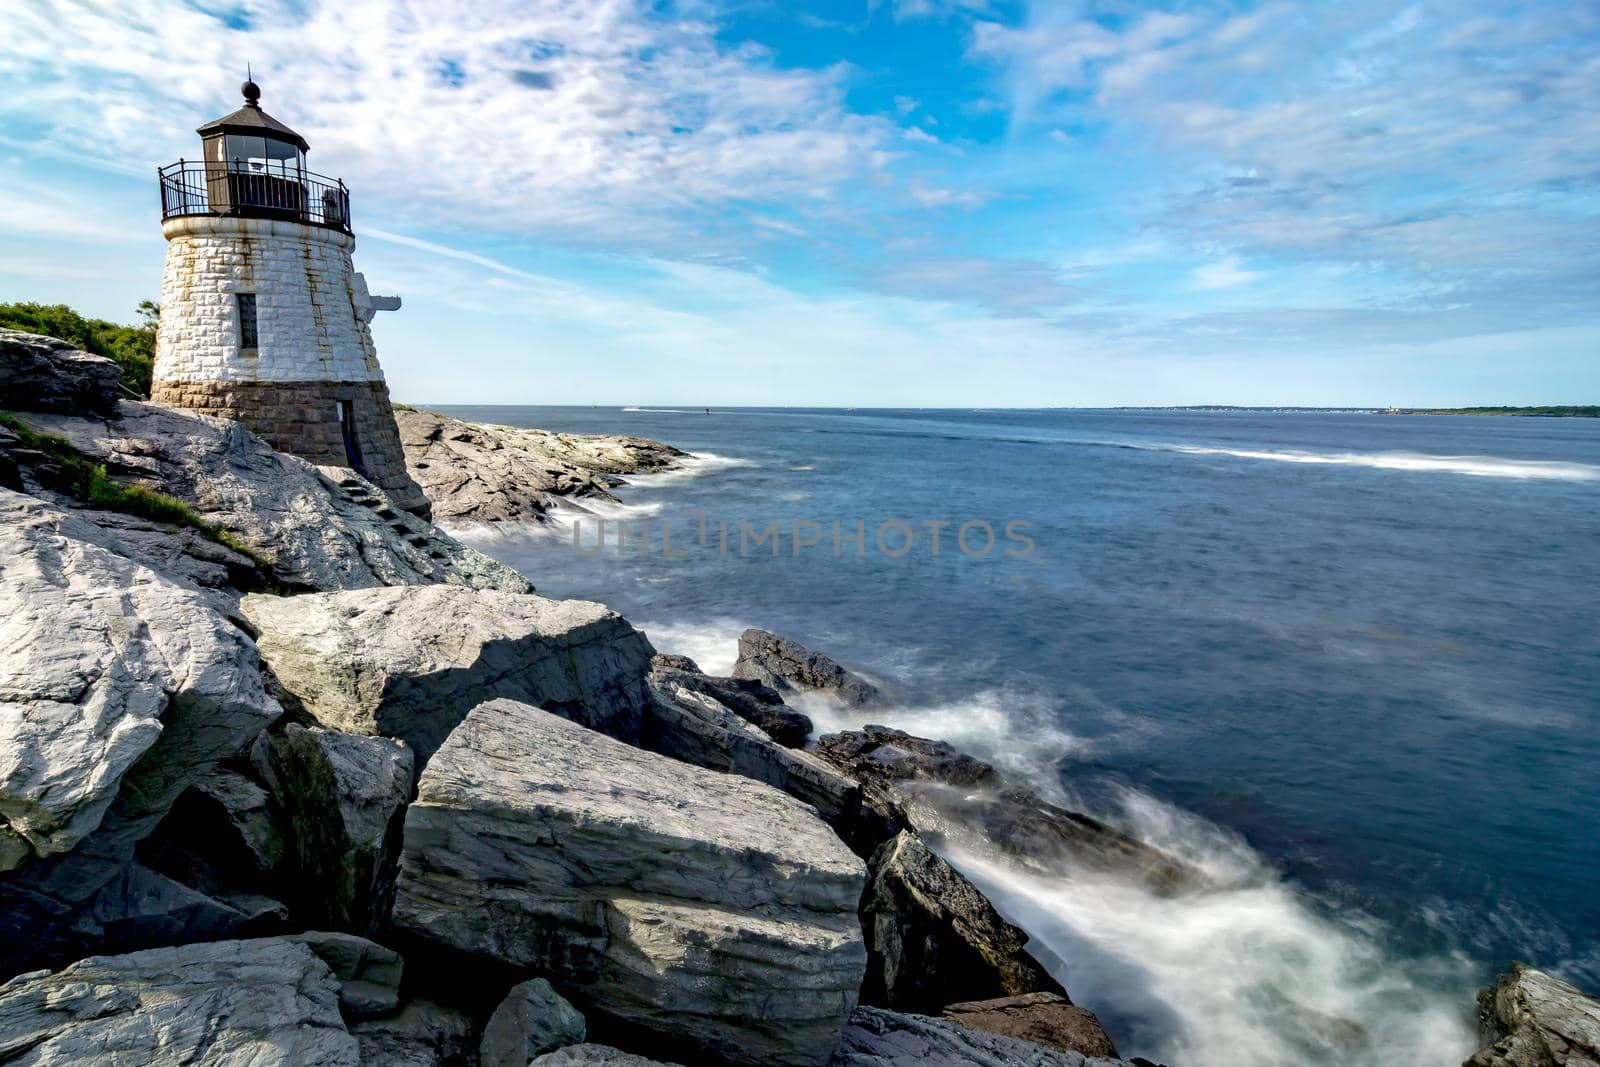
223;135;304;178
236;293;258;350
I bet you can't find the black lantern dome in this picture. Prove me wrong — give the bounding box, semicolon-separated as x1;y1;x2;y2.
159;80;350;232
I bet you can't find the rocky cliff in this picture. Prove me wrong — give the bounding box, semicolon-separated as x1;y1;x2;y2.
1;330;1594;1067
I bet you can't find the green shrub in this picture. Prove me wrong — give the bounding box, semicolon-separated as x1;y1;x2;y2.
0;411;268;567
0;302;156;398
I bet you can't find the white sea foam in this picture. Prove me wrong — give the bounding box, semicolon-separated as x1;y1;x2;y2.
621;406;701;414
1148;443;1600;481
635;617;748;675
813;693;1479;1066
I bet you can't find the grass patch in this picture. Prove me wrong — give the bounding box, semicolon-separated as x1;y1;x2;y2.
0;302;155;399
1;411;271;569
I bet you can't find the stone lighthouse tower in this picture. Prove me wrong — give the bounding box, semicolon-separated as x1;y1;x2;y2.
153;79;428;515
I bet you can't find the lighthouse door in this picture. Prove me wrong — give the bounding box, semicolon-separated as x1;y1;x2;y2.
334;400;369;479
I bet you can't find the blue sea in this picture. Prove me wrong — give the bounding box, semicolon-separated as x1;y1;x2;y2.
439;405;1600;1066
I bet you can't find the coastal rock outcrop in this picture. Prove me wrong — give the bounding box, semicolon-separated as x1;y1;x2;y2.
0;328;121;414
251;724;413;932
395;407;685;526
393;698;868;1067
17;403;529;594
643;668;896;856
1466;962;1600;1066
817;726;1193;892
0;937;359;1065
240;585;655;766
831;1004;1131;1066
480;977;588;1066
0;489;279;973
650;657;812;746
733;628;886;707
860;831;1065;1013
943;994;1122;1060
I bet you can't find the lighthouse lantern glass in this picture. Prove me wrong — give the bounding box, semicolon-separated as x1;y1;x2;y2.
222;134;305;178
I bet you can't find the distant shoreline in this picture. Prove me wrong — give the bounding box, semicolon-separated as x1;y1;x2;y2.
1111;405;1599;417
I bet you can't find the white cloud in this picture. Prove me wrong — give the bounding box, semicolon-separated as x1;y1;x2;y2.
0;0;900;253
1189;257;1261;290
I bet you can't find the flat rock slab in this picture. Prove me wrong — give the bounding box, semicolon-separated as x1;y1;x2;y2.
394;698;867;1067
241;585;655;766
0;937;359;1065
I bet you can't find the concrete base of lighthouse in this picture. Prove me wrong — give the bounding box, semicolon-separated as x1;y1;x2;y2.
150;377;428;516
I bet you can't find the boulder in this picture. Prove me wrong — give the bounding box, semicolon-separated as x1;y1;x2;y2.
943;994;1121;1060
251;724;413;932
395;407;686;526
285;931;405;1021
19;403;530;593
0;489;279;974
733;628;885;707
0;937;359;1065
1466;962;1600;1066
532;1046;687;1066
643;673;883;850
817;725;1000;789
861;831;1064;1013
816;727;1194;893
831;1005;1131;1066
650;652;702;673
651;661;812;747
393;699;867;1067
349;998;474;1067
241;586;656;767
0;329;121;415
480;977;587;1065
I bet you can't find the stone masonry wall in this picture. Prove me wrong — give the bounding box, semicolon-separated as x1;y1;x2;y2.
150;378;429;517
154;215;383;384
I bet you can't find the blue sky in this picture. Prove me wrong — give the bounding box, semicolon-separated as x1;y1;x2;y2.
1;0;1596;406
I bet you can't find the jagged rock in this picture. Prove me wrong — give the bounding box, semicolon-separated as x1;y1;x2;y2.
0;329;121;414
816;727;1193;893
284;931;404;1021
733;628;885;707
831;1005;1131;1066
943;994;1121;1060
1466;962;1600;1066
0;489;280;974
19;403;530;593
153;767;284;875
251;724;412;933
480;977;587;1065
396;407;686;526
650;652;702;673
651;661;812;747
0;937;359;1065
242;585;656;766
861;831;1064;1013
818;725;1000;789
532;1046;687;1066
349;998;473;1067
393;699;867;1067
643;674;897;858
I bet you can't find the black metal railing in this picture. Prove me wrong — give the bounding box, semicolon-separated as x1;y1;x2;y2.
158;160;352;233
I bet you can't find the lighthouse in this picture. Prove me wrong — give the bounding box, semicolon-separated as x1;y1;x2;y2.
153;79;428;516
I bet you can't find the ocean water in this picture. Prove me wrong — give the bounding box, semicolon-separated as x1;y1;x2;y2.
440;405;1600;1066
